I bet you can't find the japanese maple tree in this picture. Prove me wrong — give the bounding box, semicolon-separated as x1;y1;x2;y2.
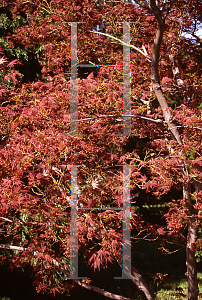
0;1;202;300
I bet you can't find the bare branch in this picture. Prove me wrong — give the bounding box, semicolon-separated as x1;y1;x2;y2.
88;30;152;62
0;217;13;223
0;216;64;229
73;114;165;125
0;244;29;252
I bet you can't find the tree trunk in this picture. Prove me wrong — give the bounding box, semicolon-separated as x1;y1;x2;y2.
186;222;199;300
183;183;199;300
143;1;199;299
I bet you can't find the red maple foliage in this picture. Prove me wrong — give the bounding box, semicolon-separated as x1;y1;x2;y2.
0;1;202;300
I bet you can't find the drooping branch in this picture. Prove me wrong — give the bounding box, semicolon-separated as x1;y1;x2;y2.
58;262;133;300
0;244;133;300
0;243;156;300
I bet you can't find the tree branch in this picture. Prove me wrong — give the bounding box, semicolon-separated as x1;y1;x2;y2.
0;244;133;300
150;13;182;143
73;114;165;125
133;0;150;10
159;42;176;60
162;0;176;19
169;54;191;104
88;30;152;62
114;256;156;300
143;2;199;298
0;216;64;229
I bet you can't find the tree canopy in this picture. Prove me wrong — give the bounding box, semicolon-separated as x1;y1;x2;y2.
0;1;202;300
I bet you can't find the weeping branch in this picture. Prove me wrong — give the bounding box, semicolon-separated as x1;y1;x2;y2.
0;244;133;300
